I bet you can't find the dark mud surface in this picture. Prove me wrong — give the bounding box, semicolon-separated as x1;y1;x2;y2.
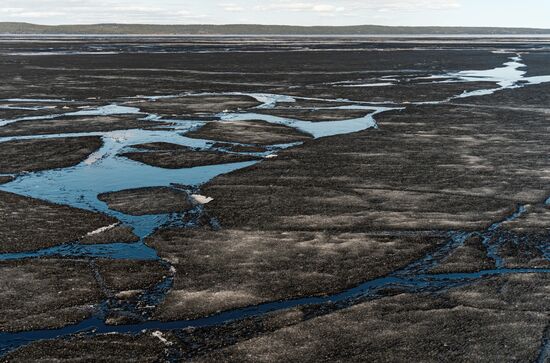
257;108;372;122
428;235;494;273
504;205;550;232
0;258;166;333
0;37;549;361
0;176;13;185
211;142;267;153
186;120;312;145
203;104;550;232
0;259;166;332
98;186;193;216
3;334;168;363
0;108;60;121
454;82;550;109
0;191;118;253
0;259;101;333
0;115;159;137
0;136;102;174
288;81;500;103
146;229;443;320
198;273;550;363
124;95;261;118
521;51;550;77
122;143;260;169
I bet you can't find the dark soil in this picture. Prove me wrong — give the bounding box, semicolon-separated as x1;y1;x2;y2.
2;334;167;363
429;235;495;273
1;37;549;362
124;95;261;117
212;142;267;153
0;136;102;173
257;108;372;122
122;144;259;169
0;191;118;253
197;274;549;363
202;105;550;232
185;120;312;145
0;116;161;137
0;176;13;184
98;186;193;216
146;228;443;320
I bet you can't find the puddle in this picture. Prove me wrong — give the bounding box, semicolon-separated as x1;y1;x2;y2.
65;104;142;117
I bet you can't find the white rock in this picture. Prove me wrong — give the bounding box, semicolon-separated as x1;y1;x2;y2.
85;223;119;236
191;194;214;205
152;331;172;345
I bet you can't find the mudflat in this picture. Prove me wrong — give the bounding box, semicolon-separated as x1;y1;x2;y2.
98;186;194;216
0;136;102;174
0;36;549;362
185;120;313;145
0;191;119;253
124;95;262;118
121;143;260;169
0;258;166;332
0;116;159;137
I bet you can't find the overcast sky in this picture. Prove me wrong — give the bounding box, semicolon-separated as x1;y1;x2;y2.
1;0;549;28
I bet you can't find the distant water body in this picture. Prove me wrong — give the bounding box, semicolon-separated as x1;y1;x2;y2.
1;34;550;38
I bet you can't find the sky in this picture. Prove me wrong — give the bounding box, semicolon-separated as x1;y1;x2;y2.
1;0;549;28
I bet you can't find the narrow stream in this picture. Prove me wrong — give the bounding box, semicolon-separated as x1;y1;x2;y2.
0;53;549;355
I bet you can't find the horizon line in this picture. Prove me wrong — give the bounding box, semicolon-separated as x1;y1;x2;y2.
1;22;550;30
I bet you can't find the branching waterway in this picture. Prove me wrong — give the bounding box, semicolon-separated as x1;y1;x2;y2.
1;53;550;356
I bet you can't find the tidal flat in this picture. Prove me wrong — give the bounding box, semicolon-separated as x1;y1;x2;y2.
0;36;549;362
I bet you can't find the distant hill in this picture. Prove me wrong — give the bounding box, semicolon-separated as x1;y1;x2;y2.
1;22;550;35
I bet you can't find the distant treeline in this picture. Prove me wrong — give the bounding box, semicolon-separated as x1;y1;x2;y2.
1;22;550;35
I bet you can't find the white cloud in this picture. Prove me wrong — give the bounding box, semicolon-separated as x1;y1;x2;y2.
0;0;212;24
220;3;244;12
258;0;460;13
351;0;461;11
255;2;345;13
2;0;546;28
